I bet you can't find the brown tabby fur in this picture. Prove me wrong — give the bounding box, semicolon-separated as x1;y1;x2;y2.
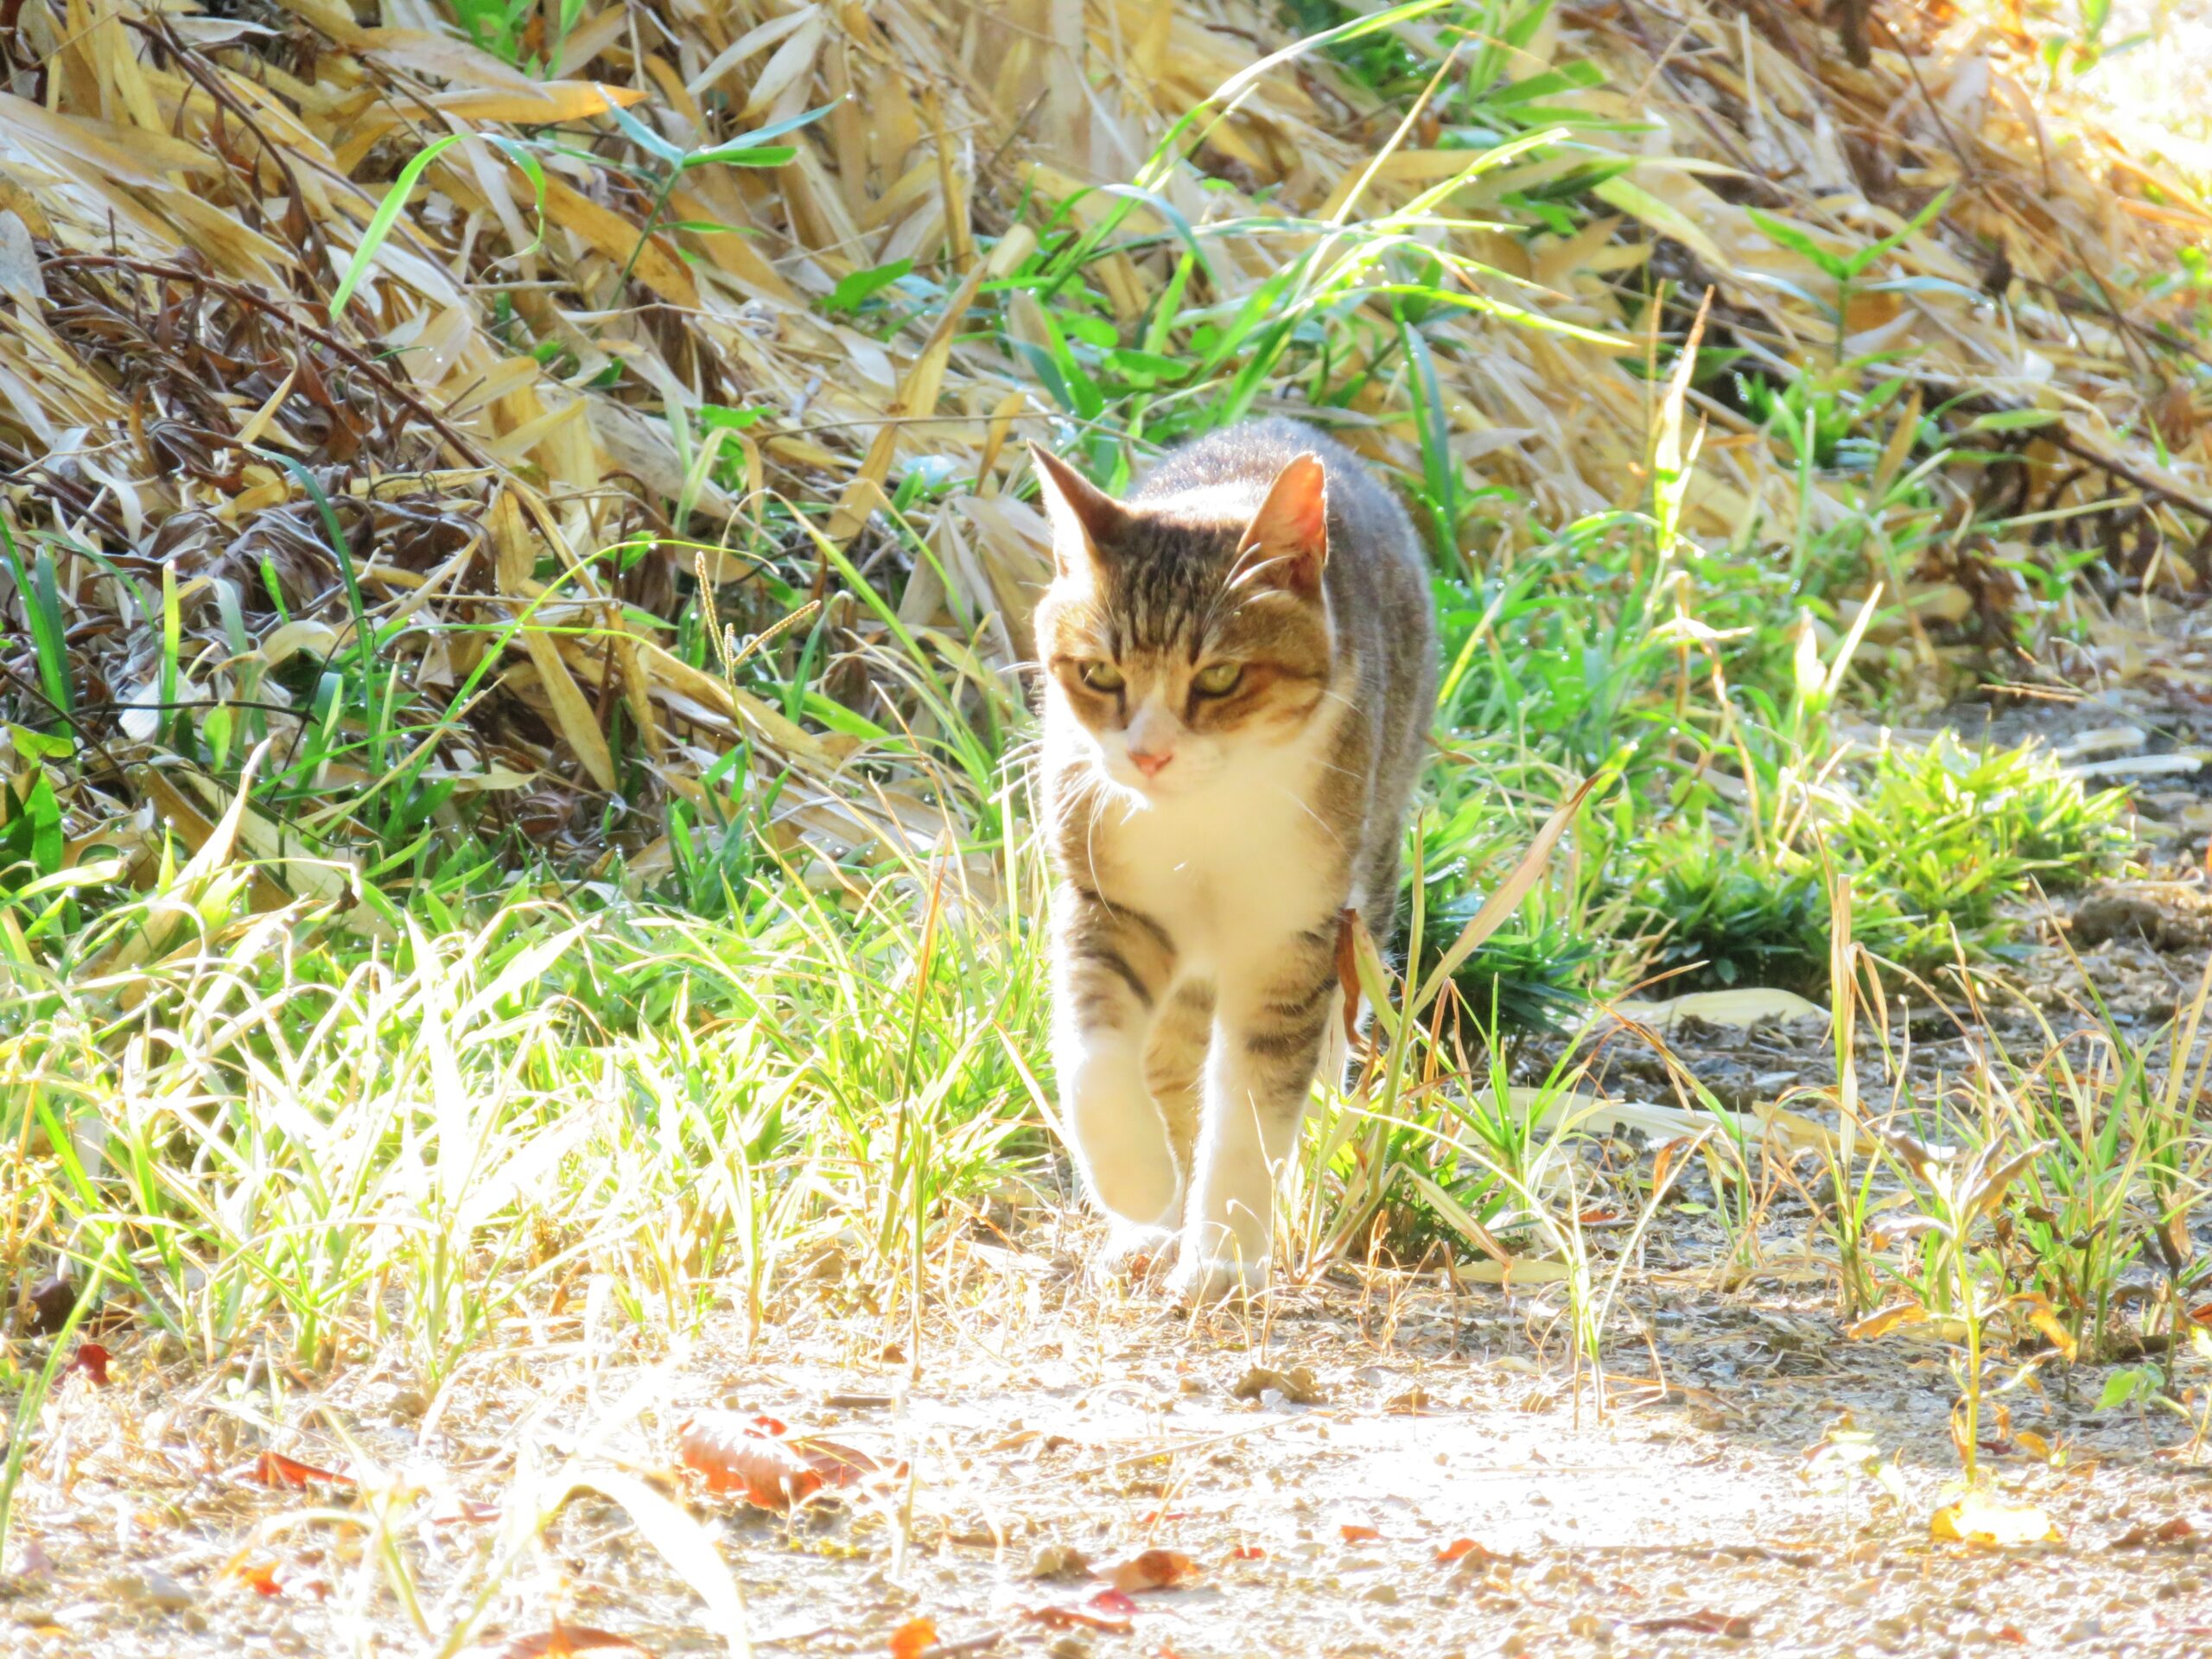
1031;418;1437;1300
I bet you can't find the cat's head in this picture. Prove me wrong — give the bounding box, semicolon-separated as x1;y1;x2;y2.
1030;444;1334;798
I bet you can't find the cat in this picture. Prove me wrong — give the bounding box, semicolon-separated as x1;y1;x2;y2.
1029;418;1438;1302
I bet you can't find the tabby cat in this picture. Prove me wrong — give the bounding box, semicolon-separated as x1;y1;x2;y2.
1029;419;1438;1301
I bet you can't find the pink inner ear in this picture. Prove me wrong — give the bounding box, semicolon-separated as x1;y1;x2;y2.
1247;454;1329;563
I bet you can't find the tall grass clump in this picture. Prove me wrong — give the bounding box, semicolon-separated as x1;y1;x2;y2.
0;798;1055;1387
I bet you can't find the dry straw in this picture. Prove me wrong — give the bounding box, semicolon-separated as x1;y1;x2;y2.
0;0;2203;881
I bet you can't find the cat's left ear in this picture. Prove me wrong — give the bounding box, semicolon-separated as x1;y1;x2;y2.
1236;453;1329;596
1030;444;1128;577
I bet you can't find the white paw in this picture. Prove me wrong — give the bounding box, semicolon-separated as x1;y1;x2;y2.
1167;1249;1269;1306
1092;1220;1177;1284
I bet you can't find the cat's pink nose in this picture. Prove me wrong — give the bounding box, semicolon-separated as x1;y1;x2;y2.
1130;748;1173;779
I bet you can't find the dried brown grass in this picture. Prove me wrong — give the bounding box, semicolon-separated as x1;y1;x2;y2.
0;0;2205;877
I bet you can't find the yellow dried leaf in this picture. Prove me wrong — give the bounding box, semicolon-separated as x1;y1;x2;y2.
537;173;700;309
359;27;550;94
489;491;617;791
1930;1493;2060;1548
426;82;650;125
1614;988;1826;1028
1452;1257;1572;1285
0;92;217;188
2027;1308;2078;1362
1848;1303;1929;1341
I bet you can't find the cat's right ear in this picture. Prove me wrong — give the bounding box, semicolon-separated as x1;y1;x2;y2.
1030;444;1128;577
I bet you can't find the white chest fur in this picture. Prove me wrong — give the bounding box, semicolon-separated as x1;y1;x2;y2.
1085;703;1351;976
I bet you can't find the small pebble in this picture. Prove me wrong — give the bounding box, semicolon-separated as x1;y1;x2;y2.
103;1571;194;1612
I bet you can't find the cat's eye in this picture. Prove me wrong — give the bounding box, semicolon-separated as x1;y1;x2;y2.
1192;661;1243;696
1077;661;1125;692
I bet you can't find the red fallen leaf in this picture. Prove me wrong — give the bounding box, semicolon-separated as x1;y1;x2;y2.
1339;1524;1382;1544
499;1627;652;1657
888;1615;937;1659
67;1342;111;1385
1022;1606;1132;1636
1136;1509;1192;1525
1994;1629;2028;1645
677;1412;901;1511
1097;1548;1199;1592
1154;1646;1188;1659
1630;1611;1753;1639
1088;1588;1141;1617
238;1451;354;1490
1434;1537;1491;1565
1228;1544;1266;1561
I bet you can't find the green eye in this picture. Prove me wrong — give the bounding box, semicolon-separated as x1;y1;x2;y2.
1078;661;1125;692
1192;661;1243;696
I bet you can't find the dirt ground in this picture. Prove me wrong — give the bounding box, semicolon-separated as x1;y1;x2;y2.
6;636;2212;1659
3;1255;2209;1659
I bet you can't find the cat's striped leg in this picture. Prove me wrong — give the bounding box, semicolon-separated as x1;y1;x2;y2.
1143;981;1213;1179
1052;884;1182;1262
1172;924;1341;1303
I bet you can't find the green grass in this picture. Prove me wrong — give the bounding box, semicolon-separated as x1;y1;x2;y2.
2;813;1052;1387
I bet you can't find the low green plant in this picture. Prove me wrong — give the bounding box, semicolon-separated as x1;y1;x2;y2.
1620;820;1834;991
1836;734;2132;964
1863;1119;2050;1483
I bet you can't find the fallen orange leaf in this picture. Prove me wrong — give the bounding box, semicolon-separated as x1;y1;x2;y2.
678;1412;902;1511
499;1626;652;1656
1098;1548;1198;1592
1338;1523;1382;1544
238;1451;353;1490
1434;1537;1490;1565
223;1557;283;1598
1847;1303;1928;1340
1089;1588;1140;1617
1228;1543;1266;1561
888;1615;937;1659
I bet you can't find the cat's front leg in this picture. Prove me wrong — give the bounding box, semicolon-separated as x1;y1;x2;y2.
1171;925;1341;1303
1052;884;1183;1263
